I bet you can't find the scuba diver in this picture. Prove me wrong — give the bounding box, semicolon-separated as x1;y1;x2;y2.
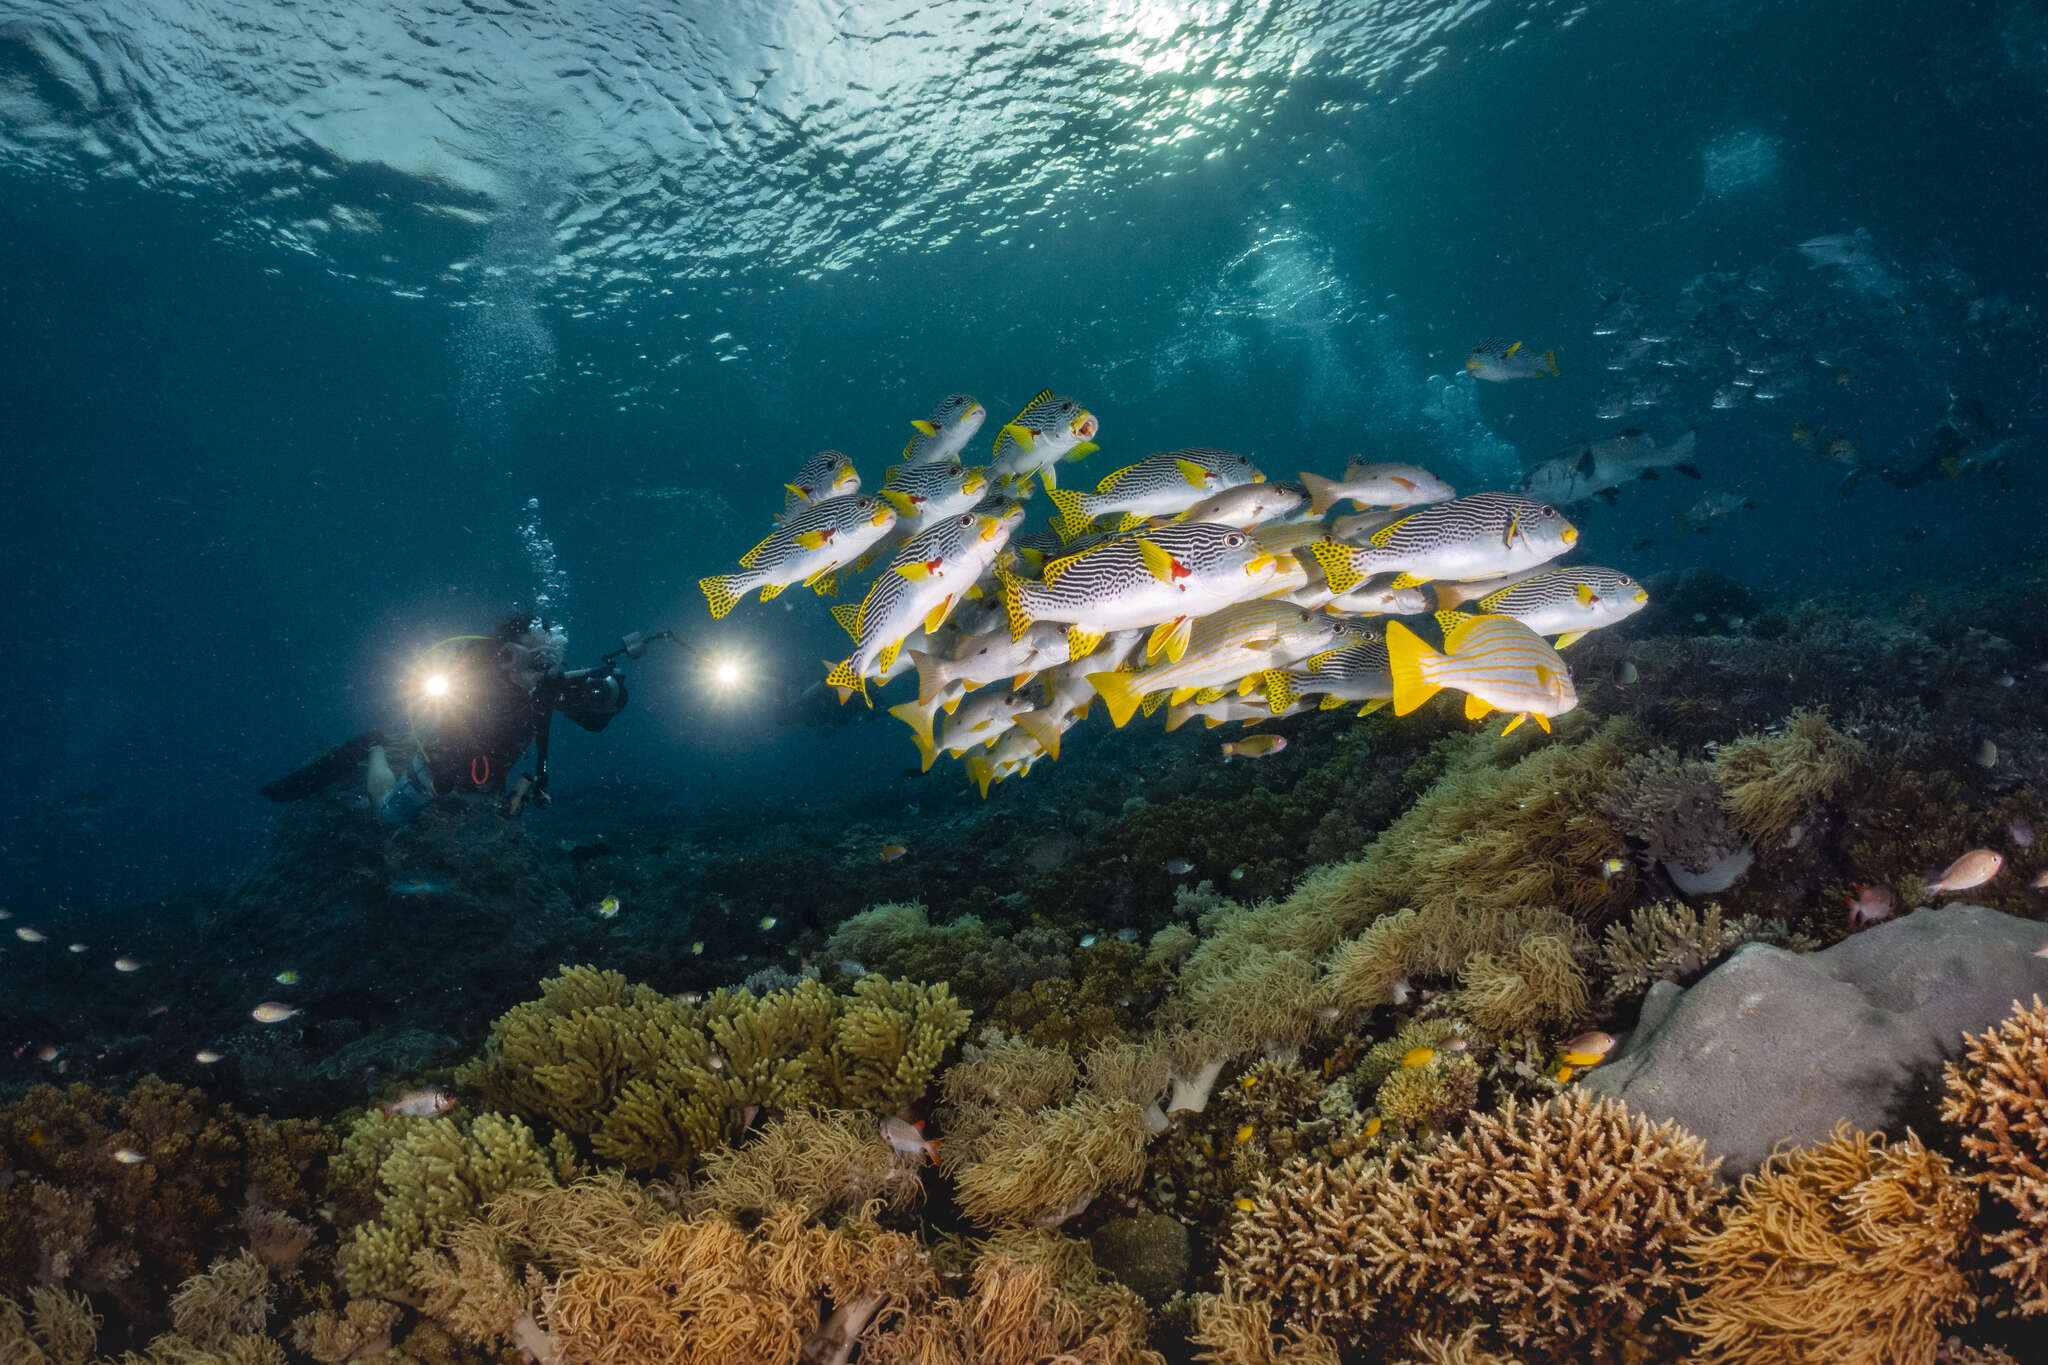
262;613;670;823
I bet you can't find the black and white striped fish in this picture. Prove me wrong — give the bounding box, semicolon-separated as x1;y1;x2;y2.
1314;492;1577;589
990;389;1100;492
1085;601;1358;728
882;460;988;532
1435;566;1648;646
825;503;1025;703
902;394;987;465
698;495;898;619
781;450;860;514
1045;448;1262;541
996;522;1280;662
1265;633;1395;716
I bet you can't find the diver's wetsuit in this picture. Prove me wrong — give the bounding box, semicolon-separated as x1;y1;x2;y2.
378;635;627;825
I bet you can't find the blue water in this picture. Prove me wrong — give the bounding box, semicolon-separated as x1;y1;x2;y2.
1;0;2042;899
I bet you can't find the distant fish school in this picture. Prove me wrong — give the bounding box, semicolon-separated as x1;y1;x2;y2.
698;383;1653;794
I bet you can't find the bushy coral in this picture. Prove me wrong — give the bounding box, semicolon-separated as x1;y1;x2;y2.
1189;1284;1340;1365
0;1077;328;1341
0;1288;99;1365
1450;929;1592;1035
1713;708;1867;846
1942;995;2048;1317
1676;1124;1978;1364
1596;900;1791;1001
685;1109;923;1223
1596;747;1745;889
951;1096;1150;1227
289;1298;404;1364
338;1110;576;1297
459;965;968;1173
1325;904;1582;1015
1220;1091;1722;1356
821;902;1072;1011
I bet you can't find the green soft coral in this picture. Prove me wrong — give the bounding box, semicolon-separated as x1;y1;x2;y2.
339;1111;576;1297
463;966;969;1173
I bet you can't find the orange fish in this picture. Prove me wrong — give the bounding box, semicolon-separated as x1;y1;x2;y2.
1926;849;2002;894
1844;884;1895;927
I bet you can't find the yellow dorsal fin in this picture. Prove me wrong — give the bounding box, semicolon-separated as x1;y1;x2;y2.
1504;340;1523;358
1368;513;1414;549
1095;464;1132;495
1303;647;1343;673
1389;572;1425;590
737;531;775;569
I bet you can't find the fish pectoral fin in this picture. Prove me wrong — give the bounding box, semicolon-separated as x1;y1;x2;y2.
793;530;829;550
1148;616;1193;663
1575;583;1598;606
1176;458;1212;488
911;419;940;435
1464;693;1493;722
1002;422;1038;451
923;597;955;634
1136;537;1183;586
1552;630;1588;650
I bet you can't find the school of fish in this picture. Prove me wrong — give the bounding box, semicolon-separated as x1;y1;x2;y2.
698;384;1654;794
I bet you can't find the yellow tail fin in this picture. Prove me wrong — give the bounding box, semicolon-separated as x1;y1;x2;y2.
966;754;996;799
825;658;870;707
1542;349;1560;377
888;700;938;772
995;562;1033;642
1383;620;1444;717
1012;708;1063;761
1086;670;1144;729
699;575;746;620
1046;486;1091;543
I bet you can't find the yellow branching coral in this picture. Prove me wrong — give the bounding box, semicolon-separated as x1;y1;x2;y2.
1677;1124;1978;1364
462;967;967;1174
686;1109;922;1222
1713;708;1867;845
1222;1092;1721;1355
952;1096;1149;1227
1942;994;2048;1317
339;1110;575;1297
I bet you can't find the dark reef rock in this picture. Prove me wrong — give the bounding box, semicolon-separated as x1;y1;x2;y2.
1585;902;2048;1174
1090;1210;1191;1306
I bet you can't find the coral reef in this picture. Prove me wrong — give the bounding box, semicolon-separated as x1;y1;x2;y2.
1942;995;2048;1317
951;1096;1150;1227
457;965;968;1172
1217;1091;1721;1356
1676;1124;1979;1364
1596;747;1748;894
1596;900;1791;1002
1712;708;1867;847
820;902;1072;1012
685;1109;923;1222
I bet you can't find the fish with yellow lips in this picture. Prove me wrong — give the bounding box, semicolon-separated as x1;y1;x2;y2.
989;389;1100;493
1433;565;1648;647
997;522;1283;664
1314;492;1578;590
902;393;987;465
780;449;860;515
699;494;900;618
1045;447;1263;542
826;502;1026;704
1086;601;1361;728
1384;612;1578;734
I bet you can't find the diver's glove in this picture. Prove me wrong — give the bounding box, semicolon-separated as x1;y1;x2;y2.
503;772;550;818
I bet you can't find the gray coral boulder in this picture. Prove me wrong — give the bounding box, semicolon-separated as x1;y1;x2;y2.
1584;903;2048;1175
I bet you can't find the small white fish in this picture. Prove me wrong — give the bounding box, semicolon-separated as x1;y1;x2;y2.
880;1114;941;1163
1164;858;1195;875
275;970;300;985
68;943;87;954
758;916;778;931
36;1045;59;1062
1079;934;1098;948
14;927;46;943
837;959;868;978
113;956;144;972
194;1050;224;1064
251;1001;302;1024
1926;849;2003;894
112;1147;147;1165
379;1088;456;1119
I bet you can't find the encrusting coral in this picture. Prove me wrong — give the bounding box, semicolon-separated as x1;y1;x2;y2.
1941;994;2048;1317
1712;707;1867;846
1217;1091;1721;1356
457;965;968;1173
1676;1123;1979;1364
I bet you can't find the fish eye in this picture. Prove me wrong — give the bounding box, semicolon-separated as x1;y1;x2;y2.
1540;505;1557;517
1224;533;1246;547
1620;574;1634;584
958;514;975;526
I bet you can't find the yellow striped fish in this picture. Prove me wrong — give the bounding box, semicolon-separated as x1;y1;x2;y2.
1384;612;1577;734
1086;601;1358;728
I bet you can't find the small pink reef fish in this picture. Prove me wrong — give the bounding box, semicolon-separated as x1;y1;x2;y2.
379;1089;456;1120
1845;884;1896;928
880;1115;941;1164
2010;816;2035;848
1926;849;2003;894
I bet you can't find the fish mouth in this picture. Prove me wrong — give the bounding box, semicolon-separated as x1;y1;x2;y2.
1072;414;1099;440
1464;358;1484;372
1245;551;1279;574
1561;525;1580;544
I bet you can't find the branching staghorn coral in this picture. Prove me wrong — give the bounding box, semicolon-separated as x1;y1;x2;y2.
952;1096;1150;1227
1713;708;1867;846
1221;1092;1721;1356
1596;900;1791;1002
459;965;969;1173
1942;994;2048;1317
338;1110;577;1297
1677;1124;1978;1364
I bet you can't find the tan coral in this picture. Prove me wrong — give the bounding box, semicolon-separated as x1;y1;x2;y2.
951;1096;1149;1227
290;1299;404;1364
1449;929;1592;1035
1189;1282;1341;1365
1941;994;2048;1317
1597;900;1790;1002
1392;1327;1529;1365
0;1289;100;1365
1677;1123;1978;1364
686;1109;923;1222
1713;708;1866;845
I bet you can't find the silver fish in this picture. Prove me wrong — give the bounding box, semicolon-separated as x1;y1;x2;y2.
699;494;899;618
1442;566;1649;646
1046;447;1262;540
1317;492;1578;590
1299;461;1454;515
901;393;987;465
990;389;1100;492
1516;429;1699;507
